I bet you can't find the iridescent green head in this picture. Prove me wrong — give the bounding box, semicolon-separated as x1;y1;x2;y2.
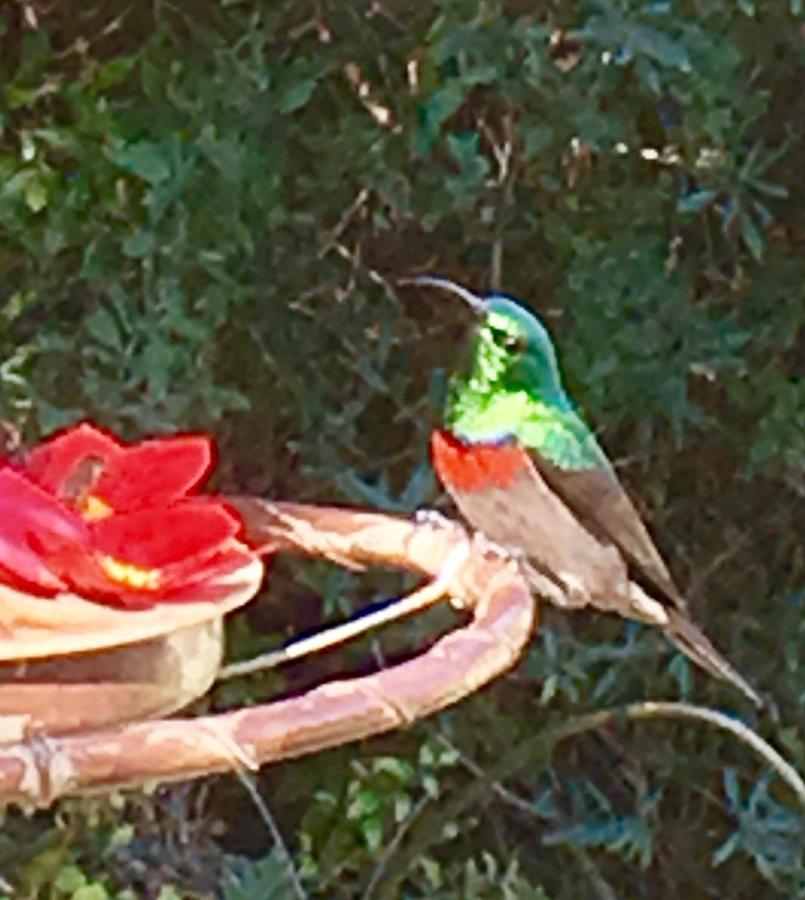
408;276;573;444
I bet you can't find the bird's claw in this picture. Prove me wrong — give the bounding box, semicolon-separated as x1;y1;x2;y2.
414;512;524;565
471;531;526;565
412;508;456;529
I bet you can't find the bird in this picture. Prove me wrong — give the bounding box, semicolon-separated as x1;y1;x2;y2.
406;275;761;706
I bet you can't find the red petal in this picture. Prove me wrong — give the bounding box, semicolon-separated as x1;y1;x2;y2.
96;435;213;510
0;560;59;595
0;468;92;594
162;543;258;592
113;545;259;608
25;422;122;497
91;501;240;569
0;545;65;595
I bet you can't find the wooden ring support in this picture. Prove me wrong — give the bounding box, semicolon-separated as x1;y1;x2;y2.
0;501;536;806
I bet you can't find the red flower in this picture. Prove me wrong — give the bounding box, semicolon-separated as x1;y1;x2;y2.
0;423;263;608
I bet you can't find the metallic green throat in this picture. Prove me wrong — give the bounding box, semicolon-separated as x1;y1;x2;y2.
446;302;609;473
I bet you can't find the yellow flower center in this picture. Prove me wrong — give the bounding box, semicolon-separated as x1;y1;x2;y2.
100;555;162;591
81;494;114;521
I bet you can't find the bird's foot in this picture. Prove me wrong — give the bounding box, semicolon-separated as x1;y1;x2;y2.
412;508;456;529
470;531;526;565
414;511;522;565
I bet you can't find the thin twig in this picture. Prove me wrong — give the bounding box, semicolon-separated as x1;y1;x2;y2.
367;700;805;900
233;770;308;900
198;724;307;899
319;187;371;258
217;541;470;681
431;728;620;900
623;701;805;806
361;794;432;900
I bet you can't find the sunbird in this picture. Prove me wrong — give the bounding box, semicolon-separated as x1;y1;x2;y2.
409;275;760;706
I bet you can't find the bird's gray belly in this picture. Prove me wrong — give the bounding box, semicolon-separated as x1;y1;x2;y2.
449;469;634;613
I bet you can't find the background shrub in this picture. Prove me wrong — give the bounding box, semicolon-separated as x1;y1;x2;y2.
1;1;802;896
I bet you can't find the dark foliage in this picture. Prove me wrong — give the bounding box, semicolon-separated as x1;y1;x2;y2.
0;0;802;896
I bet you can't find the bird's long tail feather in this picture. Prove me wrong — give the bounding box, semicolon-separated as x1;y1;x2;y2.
664;607;762;708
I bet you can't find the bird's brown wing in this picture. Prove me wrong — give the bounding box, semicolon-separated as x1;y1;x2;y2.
531;454;762;705
533;453;686;610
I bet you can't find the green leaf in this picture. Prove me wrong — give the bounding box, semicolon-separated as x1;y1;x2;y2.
111;141;171;185
394;793;413;822
361;813;384;852
121;229;155;257
6;84;47;109
677;189;717;214
723;768;741;806
279;78;317;114
85;307;122;349
522;123;554;160
72;885;110;900
347;789;380;819
372;757;416;782
155;888;182;900
627;26;692;72
23;175;48;212
142;336;175;399
713;832;741;865
92;56;136;91
446;131;490;200
740;211;764;261
750;178;789;199
223;853;299;900
2;290;35;322
399;462;435;510
54;865;86;892
356;358;387;392
414;85;465;155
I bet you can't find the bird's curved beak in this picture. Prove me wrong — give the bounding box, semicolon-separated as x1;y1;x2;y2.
399;275;488;316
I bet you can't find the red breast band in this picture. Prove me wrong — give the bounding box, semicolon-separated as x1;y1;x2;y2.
431;429;529;492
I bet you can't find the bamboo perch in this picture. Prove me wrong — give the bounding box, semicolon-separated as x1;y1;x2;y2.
0;502;536;805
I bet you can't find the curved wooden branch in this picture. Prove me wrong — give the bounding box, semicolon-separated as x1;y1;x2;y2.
0;502;536;805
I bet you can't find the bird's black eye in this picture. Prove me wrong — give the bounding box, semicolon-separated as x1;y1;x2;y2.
492;328;526;353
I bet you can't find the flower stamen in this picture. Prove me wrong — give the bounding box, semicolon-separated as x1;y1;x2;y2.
99;555;162;591
81;495;114;521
